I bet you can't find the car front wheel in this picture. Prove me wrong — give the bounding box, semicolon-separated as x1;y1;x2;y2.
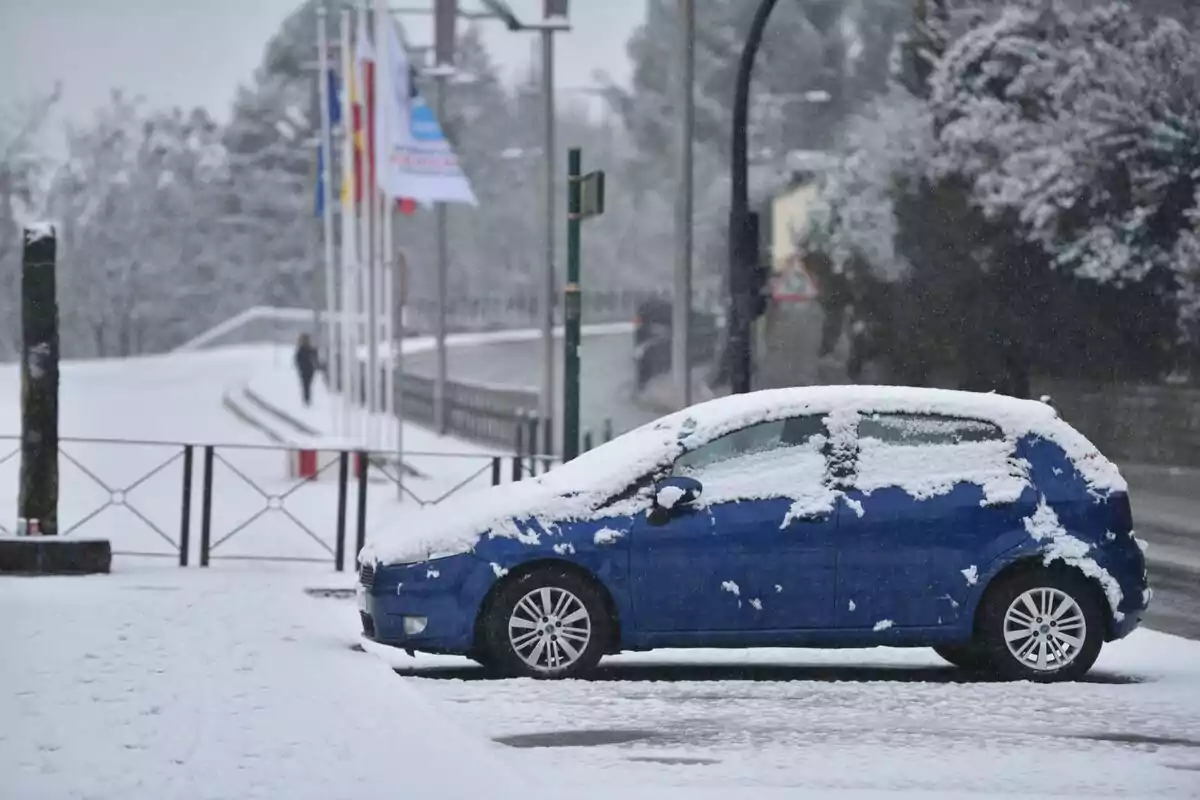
482;567;612;679
976;566;1105;682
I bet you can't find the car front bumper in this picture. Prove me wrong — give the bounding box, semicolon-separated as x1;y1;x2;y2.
357;557;491;654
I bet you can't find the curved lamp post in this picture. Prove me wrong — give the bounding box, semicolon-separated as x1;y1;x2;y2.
727;0;782;395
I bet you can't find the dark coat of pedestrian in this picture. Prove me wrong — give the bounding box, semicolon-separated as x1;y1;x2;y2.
295;333;319;407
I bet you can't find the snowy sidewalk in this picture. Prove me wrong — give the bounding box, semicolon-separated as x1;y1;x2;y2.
0;570;526;800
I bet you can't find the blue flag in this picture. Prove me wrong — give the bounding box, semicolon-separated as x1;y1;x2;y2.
316;68;341;218
327;69;341;127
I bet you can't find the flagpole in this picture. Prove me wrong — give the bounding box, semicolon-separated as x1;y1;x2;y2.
394;247;406;501
316;6;338;436
382;210;395;453
339;4;357;439
356;1;375;449
374;0;390;456
375;0;398;467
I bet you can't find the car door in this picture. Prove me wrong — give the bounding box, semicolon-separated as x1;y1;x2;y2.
836;412;1037;630
629;415;840;634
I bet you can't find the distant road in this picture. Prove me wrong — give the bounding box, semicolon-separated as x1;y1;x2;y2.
404;331;662;448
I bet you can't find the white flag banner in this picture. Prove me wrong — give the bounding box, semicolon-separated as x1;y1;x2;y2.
376;18;478;206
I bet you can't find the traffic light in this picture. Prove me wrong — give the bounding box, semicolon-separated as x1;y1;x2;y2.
746;211;771;319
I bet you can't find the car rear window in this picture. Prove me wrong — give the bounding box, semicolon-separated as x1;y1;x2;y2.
857;413;1004;445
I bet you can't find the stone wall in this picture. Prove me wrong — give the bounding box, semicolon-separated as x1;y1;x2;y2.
1033;379;1200;468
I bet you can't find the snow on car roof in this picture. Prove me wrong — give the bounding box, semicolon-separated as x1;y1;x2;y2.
653;384;1059;444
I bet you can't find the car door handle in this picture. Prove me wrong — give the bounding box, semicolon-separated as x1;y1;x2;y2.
793;511;831;523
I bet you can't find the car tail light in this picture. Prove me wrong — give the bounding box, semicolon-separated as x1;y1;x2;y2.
1110;493;1133;536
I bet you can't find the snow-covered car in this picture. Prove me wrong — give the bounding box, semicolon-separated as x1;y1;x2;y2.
357;386;1150;682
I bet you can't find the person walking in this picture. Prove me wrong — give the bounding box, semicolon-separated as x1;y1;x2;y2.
294;333;319;407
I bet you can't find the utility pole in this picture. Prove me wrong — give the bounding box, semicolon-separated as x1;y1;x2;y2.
672;0;695;409
432;0;457;435
478;0;570;454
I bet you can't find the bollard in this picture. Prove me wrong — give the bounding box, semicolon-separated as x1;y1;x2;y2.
355;450;369;557
334;451;350;572
491;456;502;487
603;418;614;443
582;430;593;453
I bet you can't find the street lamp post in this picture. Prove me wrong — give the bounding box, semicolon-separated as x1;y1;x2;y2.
728;0;782;395
479;0;571;457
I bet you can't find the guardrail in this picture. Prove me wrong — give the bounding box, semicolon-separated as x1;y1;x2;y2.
0;436;545;571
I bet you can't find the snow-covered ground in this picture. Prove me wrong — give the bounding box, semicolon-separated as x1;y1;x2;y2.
4;567;1199;800
4;345;1200;798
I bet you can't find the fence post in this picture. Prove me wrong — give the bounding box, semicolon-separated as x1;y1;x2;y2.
512;454;522;482
355;450;369;558
491;456;501;486
178;445;194;567
334;450;350;572
603;418;614;443
199;445;215;567
528;415;540;476
582;430;593;453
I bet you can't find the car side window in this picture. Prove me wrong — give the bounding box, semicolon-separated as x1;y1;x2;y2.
672;415;827;476
854;412;1015;494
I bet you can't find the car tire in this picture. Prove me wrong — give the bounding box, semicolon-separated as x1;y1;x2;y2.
976;565;1105;682
933;643;991;672
482;567;612;679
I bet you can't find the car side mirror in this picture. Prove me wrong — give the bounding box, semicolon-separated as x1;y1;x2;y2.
653;476;702;511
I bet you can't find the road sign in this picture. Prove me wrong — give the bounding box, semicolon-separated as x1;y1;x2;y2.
579;170;605;219
771;253;820;302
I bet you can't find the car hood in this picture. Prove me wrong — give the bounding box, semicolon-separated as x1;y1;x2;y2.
359;424;681;567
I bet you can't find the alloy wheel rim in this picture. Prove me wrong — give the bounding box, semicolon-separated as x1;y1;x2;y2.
508;586;592;673
1003;587;1087;671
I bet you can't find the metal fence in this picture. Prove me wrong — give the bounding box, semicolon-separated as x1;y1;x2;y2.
0;436;553;571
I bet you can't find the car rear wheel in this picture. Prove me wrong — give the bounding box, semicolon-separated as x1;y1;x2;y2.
976;566;1105;682
933;643;991;671
482;567;611;679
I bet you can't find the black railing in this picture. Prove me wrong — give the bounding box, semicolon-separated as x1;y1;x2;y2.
398;371;540;448
0;436;542;572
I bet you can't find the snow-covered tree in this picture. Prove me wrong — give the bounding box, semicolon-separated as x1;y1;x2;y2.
929;3;1200;334
807;0;1199;388
610;0;910;178
48;93;230;356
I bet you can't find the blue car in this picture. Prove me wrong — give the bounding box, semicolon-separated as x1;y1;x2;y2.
357;386;1150;682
